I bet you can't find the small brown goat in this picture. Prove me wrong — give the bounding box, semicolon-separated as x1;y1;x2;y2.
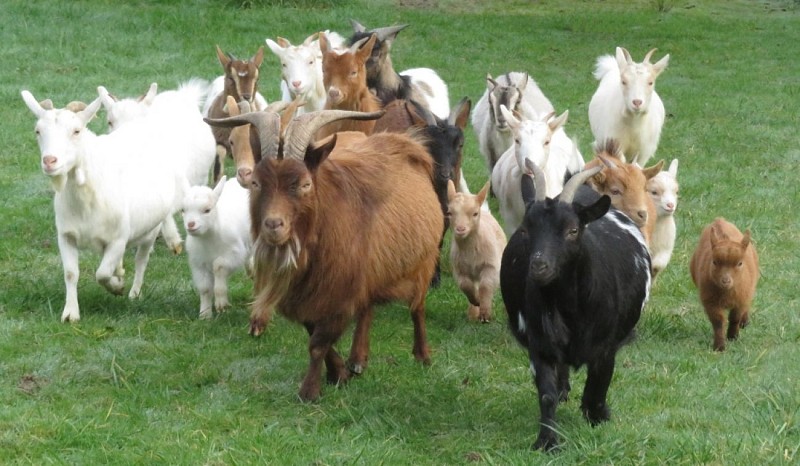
690;218;759;351
205;108;443;401
447;179;506;322
207;45;265;182
316;33;382;139
585;139;663;244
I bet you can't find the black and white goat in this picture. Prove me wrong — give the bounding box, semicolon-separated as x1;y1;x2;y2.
500;161;651;451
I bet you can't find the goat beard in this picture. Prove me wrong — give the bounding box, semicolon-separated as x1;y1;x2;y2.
250;234;303;327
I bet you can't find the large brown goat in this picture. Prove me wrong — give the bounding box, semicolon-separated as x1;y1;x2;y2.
205;109;443;402
316;33;382;139
207;45;265;182
585;139;663;244
690;218;759;351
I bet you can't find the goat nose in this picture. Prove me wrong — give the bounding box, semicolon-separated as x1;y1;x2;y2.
187;221;196;229
328;88;341;99
637;210;648;221
632;99;643;108
666;202;675;210
42;155;57;167
237;167;253;185
292;80;302;89
264;218;284;231
241;93;252;102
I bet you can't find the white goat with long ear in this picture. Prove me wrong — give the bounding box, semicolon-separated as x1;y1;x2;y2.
491;104;584;235
266;30;345;115
647;158;679;277
22;90;188;322
589;46;670;167
182;176;253;319
447;179;506;322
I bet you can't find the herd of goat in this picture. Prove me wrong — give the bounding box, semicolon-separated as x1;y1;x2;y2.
21;20;760;451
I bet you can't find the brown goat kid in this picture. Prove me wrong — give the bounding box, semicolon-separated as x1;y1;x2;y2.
207;45;265;182
585;139;663;244
317;33;382;139
206;109;443;402
690;218;759;351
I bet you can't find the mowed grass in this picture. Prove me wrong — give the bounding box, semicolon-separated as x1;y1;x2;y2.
1;0;799;463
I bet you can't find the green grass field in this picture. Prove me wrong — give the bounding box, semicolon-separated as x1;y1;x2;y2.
2;0;799;463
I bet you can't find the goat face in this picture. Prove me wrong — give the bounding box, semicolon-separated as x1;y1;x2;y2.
708;227;752;291
615;47;669;114
520;197;609;286
647;159;679;217
218;46;264;103
182;180;224;236
268;37;320;98
487;74;528;132
22;91;101;179
322;35;376;107
250;158;314;247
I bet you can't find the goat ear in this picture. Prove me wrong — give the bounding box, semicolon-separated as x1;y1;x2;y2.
447;179;457;202
520;173;536;205
252;46;265;67
485;74;497;90
216;45;231;67
710;220;727;247
305;133;337;172
226;96;240;116
450;97;471;130
97;86;116;109
21;90;46;117
266;38;284;55
517;73;529;92
499;105;518;130
668;159;679;176
356;34;378;63
577;194;611;225
643;160;665;179
652;53;670;76
78;97;103;125
212;175;227;202
740;229;752;250
141;83;158;106
548;110;569;131
476;180;491;205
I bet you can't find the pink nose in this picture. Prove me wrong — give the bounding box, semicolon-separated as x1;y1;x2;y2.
42;155;57;168
292;80;302;89
187;221;196;229
632;99;643;108
666;202;675;210
237;167;253;185
328;88;341;100
455;226;467;235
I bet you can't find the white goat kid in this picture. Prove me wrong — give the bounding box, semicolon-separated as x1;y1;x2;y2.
647;158;679;277
472;72;555;173
182;176;253;319
588;47;670;167
22;90;186;322
491;105;584;236
266;31;345;115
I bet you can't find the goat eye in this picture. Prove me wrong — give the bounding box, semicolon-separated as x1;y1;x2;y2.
251;180;260;191
611;189;622;196
737;261;743;267
350;70;358;78
712;260;718;266
282;63;287;68
203;208;211;214
544;139;550;146
648;81;654;86
473;212;479;218
72;129;81;136
567;228;578;237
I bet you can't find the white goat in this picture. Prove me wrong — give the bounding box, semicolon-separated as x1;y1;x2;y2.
182;176;252;319
266;30;345;115
472;72;555;173
447;180;507;322
647;158;679;277
588;46;670;167
491;105;584;235
22;90;187;322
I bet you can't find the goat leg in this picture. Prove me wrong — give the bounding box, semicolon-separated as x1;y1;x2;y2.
581;356;614;426
347;307;374;375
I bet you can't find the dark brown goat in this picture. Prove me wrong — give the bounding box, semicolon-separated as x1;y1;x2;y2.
205;109;443;401
316;33;382;139
207;45;265;182
690;218;759;351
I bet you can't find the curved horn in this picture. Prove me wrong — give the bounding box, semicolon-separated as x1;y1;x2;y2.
371;24;408;42
282;109;385;161
265;100;290;114
560;166;603;204
205;112;281;161
350;19;367;33
524;159;547;203
643;48;658;64
349;36;371;54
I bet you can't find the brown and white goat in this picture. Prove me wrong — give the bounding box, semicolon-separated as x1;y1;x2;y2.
585;139;663;244
316;33;382;139
447;180;506;322
205;109;443;401
690;218;759;351
207;45;265;182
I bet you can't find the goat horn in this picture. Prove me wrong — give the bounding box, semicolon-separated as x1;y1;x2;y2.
282;109;386;161
643;48;658;64
524;159;547;203
265;100;290;114
204;112;281;161
371;24;409;42
560;166;603;204
350;19;367;33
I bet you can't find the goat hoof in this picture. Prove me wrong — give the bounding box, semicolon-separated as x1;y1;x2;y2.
249;319;266;337
533;432;560;452
172;244;183;255
347;361;365;376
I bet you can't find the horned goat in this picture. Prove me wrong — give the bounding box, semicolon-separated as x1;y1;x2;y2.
472;72;555;173
500;162;651;450
205;108;443;402
22;90;188;322
588;47;669;166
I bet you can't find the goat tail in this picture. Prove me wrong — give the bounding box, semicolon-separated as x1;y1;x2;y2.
593;55;618;81
177;77;211;110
